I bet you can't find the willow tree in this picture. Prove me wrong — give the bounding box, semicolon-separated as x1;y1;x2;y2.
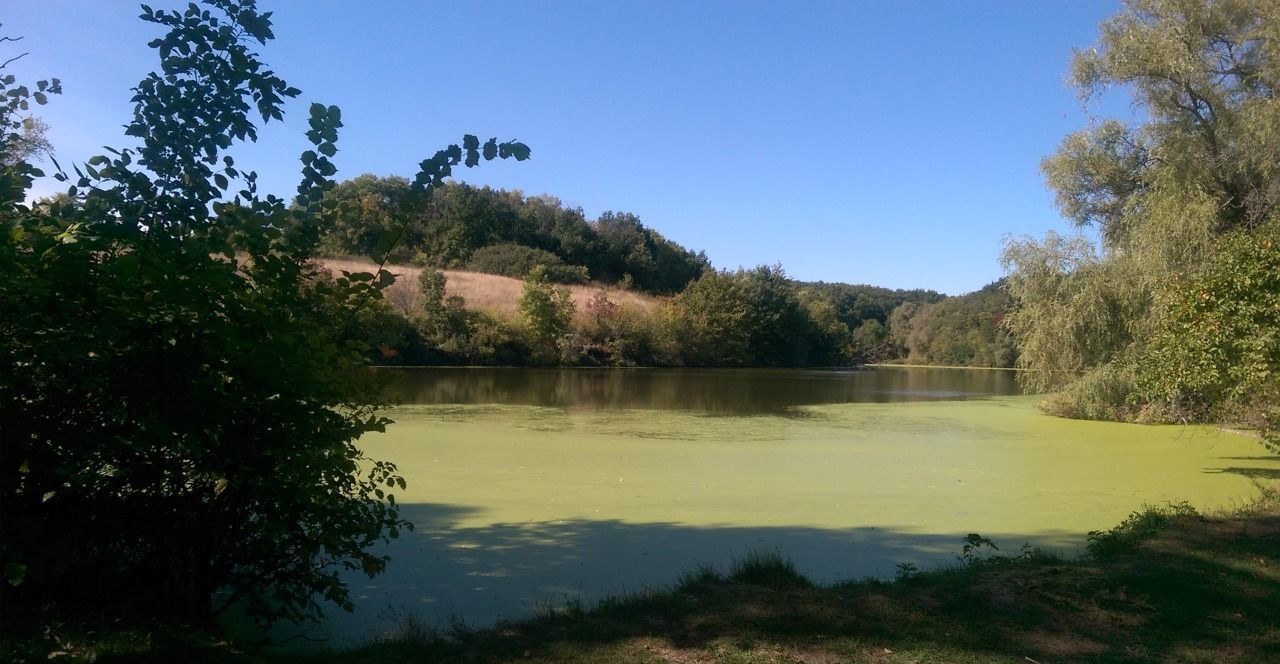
1005;0;1279;428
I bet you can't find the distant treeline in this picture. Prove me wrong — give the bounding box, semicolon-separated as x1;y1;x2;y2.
322;177;1016;368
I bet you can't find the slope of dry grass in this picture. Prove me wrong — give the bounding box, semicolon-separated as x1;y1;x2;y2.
319;258;663;322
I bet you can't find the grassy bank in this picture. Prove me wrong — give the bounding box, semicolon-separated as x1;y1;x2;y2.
7;485;1276;663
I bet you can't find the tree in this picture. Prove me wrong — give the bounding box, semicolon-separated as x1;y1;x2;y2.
1002;233;1143;391
669;265;817;367
848;319;888;363
1;116;53;167
798;290;854;365
518;264;575;364
591;210;709;294
316;174;415;259
0;0;528;628
1006;0;1279;427
0;34;60;205
412;267;471;358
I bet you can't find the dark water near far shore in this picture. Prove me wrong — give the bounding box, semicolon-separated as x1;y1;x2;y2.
384;365;1023;414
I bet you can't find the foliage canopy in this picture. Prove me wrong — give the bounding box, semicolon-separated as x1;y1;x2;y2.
0;0;528;627
1005;0;1279;441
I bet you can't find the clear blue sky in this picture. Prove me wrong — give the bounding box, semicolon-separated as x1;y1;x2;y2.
7;0;1134;294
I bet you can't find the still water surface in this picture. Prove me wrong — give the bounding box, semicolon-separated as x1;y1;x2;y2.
302;367;1273;643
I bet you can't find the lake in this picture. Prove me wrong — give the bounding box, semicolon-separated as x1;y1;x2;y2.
299;366;1274;644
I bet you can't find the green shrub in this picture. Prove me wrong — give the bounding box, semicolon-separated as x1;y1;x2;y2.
518;266;575;364
1086;502;1200;559
1041;360;1139;421
957;533;1000;567
1136;223;1280;436
576;289;659;366
468;243;589;283
461;311;529;365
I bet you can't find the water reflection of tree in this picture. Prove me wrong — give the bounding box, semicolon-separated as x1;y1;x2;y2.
384;367;1022;415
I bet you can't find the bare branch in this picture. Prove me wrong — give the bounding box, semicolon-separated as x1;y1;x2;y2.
0;51;28;70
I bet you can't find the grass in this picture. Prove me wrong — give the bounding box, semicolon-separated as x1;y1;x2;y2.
6;485;1278;663
319;258;662;323
727;550;811;590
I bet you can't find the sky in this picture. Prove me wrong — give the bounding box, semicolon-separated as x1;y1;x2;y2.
5;0;1137;294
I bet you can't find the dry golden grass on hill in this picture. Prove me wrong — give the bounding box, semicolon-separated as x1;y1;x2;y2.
319;258;663;322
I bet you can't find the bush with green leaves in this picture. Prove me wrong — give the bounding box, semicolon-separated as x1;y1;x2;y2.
1136;224;1280;441
414;268;468;341
666;265;827;367
1086;502;1200;559
467;242;590;283
573;288;660;366
1040;359;1141;422
0;0;527;628
518;265;575;364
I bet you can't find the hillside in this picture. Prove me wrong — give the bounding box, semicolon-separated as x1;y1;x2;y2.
318;257;1017;369
320;258;662;323
314;177;1016;368
319;178;709;296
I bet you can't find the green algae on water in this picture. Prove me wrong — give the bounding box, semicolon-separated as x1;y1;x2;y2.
312;368;1274;644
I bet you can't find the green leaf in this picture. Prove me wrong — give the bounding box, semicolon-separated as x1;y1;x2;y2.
5;563;27;587
506;141;531;160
